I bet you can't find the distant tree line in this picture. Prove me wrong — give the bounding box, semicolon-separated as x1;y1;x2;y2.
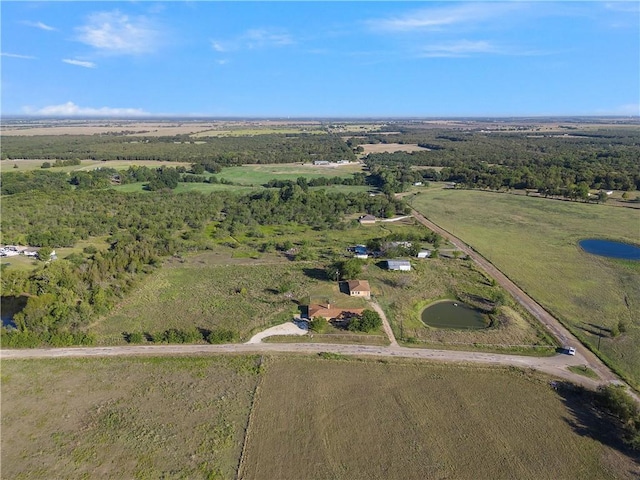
1;133;356;164
359;127;640;195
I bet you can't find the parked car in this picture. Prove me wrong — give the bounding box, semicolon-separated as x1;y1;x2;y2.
563;346;576;355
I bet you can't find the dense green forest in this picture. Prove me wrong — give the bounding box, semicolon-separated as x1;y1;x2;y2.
360;128;640;194
1;187;406;347
1;133;356;164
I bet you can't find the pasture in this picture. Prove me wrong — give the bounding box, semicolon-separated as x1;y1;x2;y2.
1;356;262;480
240;356;638;480
410;189;640;388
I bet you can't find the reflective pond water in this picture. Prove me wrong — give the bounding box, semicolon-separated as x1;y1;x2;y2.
579;239;640;261
421;300;488;330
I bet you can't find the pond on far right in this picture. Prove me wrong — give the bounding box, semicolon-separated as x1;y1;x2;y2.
579;239;640;261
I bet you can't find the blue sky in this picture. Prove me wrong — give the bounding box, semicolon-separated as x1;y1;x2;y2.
1;1;638;117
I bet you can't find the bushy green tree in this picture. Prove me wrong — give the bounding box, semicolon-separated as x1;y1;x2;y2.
348;309;382;333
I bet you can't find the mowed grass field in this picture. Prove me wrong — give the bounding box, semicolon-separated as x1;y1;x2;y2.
4;355;637;480
411;190;640;387
1;356;262;480
214;163;364;186
240;356;638;480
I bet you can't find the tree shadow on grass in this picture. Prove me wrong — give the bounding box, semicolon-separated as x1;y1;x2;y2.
577;323;610;338
553;382;640;463
302;268;330;281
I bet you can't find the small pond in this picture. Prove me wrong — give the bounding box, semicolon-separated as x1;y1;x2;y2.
421;300;488;330
579;239;640;261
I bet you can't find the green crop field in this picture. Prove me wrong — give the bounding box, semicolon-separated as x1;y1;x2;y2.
111;181;260;194
1;356;262;480
410;189;640;388
214;163;364;186
240;356;638;480
4;355;637;480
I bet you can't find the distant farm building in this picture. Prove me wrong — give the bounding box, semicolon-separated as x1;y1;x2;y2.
347;280;371;299
417;250;432;258
359;215;376;225
306;303;364;320
313;160;330;166
386;260;411;271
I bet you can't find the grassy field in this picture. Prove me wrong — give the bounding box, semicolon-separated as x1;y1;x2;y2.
410;189;640;387
93;256;318;343
4;355;637;480
240;356;638;480
1;356;262;480
93;218;552;350
364;257;555;351
213;163;364;185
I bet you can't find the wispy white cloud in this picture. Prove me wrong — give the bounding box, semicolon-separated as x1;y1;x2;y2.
1;52;36;60
604;2;640;14
62;58;97;68
244;29;294;49
23;21;57;31
211;41;226;53
419;40;500;57
417;40;549;58
367;3;518;32
22;101;149;117
76;10;161;55
211;28;294;53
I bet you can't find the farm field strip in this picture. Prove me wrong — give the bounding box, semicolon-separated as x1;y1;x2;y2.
239;357;637;480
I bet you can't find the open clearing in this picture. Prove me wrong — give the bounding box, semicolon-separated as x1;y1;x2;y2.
1;356;261;480
93;259;318;343
410;189;640;388
359;143;430;154
240;356;638;480
214;163;364;185
3;355;637;480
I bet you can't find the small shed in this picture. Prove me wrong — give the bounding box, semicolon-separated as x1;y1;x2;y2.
359;215;376;225
417;250;431;258
387;260;411;271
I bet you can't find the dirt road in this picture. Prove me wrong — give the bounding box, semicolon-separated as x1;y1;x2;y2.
409;208;619;385
0;341;601;389
368;299;398;347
